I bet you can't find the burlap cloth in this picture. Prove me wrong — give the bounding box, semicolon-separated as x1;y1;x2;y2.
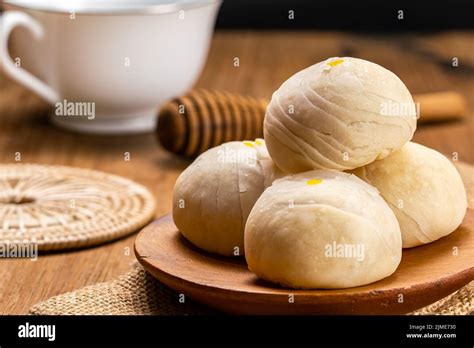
29;262;473;315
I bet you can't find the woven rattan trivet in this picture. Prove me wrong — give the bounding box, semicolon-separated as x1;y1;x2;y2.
0;164;156;251
28;263;473;315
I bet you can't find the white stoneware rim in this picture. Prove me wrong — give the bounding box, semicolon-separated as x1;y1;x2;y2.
3;0;221;15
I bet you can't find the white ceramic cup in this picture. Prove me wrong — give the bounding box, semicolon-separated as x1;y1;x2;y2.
0;0;221;134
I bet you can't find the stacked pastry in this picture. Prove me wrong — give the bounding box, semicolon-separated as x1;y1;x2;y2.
173;57;467;289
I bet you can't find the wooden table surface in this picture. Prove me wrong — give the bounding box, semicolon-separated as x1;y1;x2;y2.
0;31;473;314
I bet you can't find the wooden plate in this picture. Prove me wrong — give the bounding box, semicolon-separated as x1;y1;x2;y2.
135;209;474;315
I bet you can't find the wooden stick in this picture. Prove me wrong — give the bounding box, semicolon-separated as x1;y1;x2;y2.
413;91;466;122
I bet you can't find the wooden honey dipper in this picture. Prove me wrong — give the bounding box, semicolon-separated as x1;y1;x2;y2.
157;90;466;158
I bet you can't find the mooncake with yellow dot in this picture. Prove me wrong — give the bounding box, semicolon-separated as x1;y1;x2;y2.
173;139;283;256
264;57;417;173
245;170;402;289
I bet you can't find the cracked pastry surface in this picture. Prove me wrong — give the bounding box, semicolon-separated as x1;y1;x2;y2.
172;140;282;256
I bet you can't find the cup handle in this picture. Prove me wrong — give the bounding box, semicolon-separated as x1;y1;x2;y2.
0;11;59;104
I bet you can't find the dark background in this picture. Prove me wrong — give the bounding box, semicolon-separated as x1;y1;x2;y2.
215;0;474;30
1;0;473;30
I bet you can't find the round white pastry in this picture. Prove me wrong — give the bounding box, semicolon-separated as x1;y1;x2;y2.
173;139;282;256
264;57;417;173
244;170;402;289
352;142;467;248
